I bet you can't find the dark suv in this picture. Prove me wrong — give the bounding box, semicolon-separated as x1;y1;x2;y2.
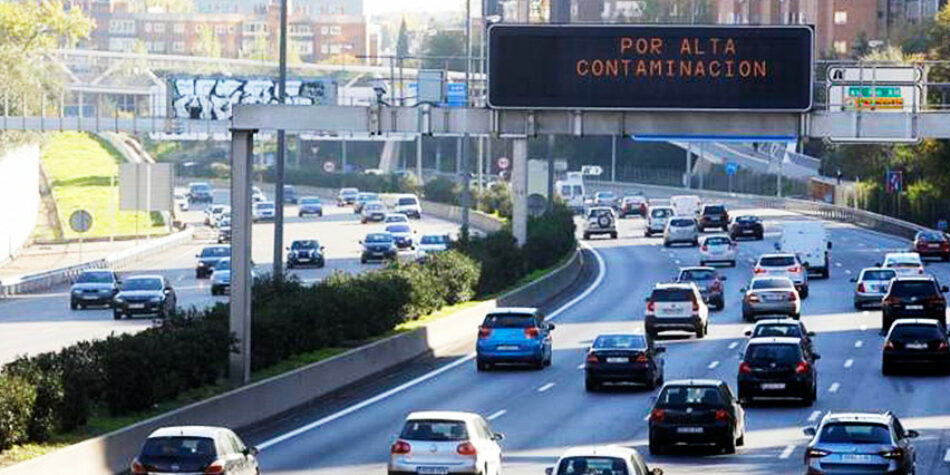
187;182;213;204
881;276;948;334
729;215;764;241
737;337;819;405
699;204;729;232
882;319;950;374
648;379;745;455
195;245;230;279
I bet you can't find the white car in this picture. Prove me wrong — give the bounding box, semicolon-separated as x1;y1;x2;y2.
663;216;699;247
204;204;227;225
880;252;925;277
384;213;410;224
670;194;702;216
252;202;275;222
389;411;503;475
416;233;450;259
252;186;266;203
546;445;662;475
699;234;736;266
851;267;898;309
645;206;674;237
583;207;618;240
644;282;709;338
393;194;422;219
174;191;190;211
754;253;809;298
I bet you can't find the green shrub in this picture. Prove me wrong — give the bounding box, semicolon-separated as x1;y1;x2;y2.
455;230;526;296
423;177;460;205
477;182;513;218
423;250;480;305
4;354;63;442
0;375;36;451
524;202;577;272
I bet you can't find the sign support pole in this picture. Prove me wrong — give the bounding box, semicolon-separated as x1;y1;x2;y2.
230;129;255;386
611;135;617;183
416;135;423;183
512;138;528;246
685;143;692;189
273;0;289;280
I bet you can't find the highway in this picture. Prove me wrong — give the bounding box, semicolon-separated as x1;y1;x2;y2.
0;188;459;364
242;208;950;474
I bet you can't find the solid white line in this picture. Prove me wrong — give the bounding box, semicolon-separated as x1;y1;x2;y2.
538;382;556;393
943;448;950;463
829;382;840;393
674;259;681;265
708;361;719;369
779;445;796;459
834;262;843;268
643;413;651;421
845;269;852;275
487;409;507;421
807;410;822;423
844;359;854;368
257;241;608;451
855;340;864;348
728;341;739;350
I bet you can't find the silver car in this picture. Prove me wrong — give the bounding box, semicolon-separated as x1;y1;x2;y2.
663;216;699;247
741;276;801;321
851;267;898;309
645;206;674;237
803;412;918;475
699;234;737;266
389;411;504;475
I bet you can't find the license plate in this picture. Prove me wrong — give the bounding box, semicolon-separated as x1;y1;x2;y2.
907;305;924;310
606;357;628;363
840;454;874;462
417;467;449;475
929;244;941;248
907;342;928;350
298;257;310;261
497;345;519;351
83;295;99;300
677;427;703;434
764;294;783;302
761;383;786;390
129;303;145;309
372;252;383;257
743;229;754;234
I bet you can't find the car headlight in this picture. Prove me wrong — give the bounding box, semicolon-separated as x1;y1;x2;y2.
198;261;206;266
72;289;82;294
150;297;163;303
114;297;124;303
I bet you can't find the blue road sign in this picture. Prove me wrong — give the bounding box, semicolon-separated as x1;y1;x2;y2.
446;83;467;107
726;162;739;176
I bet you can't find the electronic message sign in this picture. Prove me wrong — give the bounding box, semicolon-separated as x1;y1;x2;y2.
488;25;814;111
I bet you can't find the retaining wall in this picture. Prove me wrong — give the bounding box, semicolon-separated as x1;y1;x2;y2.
0;144;40;266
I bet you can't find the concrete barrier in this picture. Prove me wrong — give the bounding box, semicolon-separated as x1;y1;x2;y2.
0;248;584;475
0;144;40;267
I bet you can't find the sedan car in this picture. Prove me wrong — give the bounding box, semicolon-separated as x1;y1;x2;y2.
619;194;647;218
880;252;925;277
883;319;950;374
676;266;726;311
70;269;120;310
187;182;213;204
585;333;665;391
252;201;276;222
699;234;737;267
851;267;897;309
754;253;809;298
594;191;618;208
741;277;801;321
384;213;410;224
297;196;324;217
476;307;554;370
729;215;764;241
195;245;230;279
648;379;745;455
737;337;819;405
361;202;387;223
644;283;709;338
131;426;259;475
386;224;414;249
546;446;663;475
204;204;228;226
912;230;949;261
360;232;398;264
337;187;359;206
286;239;325;269
416;233;450;259
881;276;948;333
389;411;503;475
803;412;918;475
663;216;699;247
112;275;176;320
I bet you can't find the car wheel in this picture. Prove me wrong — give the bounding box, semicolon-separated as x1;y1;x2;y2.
722;225;729;232
730;260;736;268
646;373;658;390
736;433;745;447
943;254;949;262
583;232;591;240
722;433;737;454
800;286;809;299
113;311;122;320
318;260;326;269
361;258;367;264
696;323;706;339
663;240;670;247
610;232;618;239
644;229;652;237
742;311;753;322
533;357;545;370
692;239;699;247
700;260;706;266
585;378;600;392
882;358;894;375
698;226;705;233
70;301;78;310
476;359;491;372
716;299;725;311
648;434;663;455
646;328;658;339
756;233;764;241
854;301;864;310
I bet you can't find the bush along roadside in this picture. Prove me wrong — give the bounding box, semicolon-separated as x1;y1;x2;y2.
0;206;575;454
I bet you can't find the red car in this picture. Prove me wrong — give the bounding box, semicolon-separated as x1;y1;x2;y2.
913;231;950;261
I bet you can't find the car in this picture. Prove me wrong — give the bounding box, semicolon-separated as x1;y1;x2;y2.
545;446;663;475
912;230;950;261
737;336;819;405
882;319;950;374
880;252;926;277
663;216;699;247
187;182;213;204
741;277;801;321
337;187;359;206
416;233;450;259
881;275;948;334
585;333;665;391
644;282;709;338
384;213;410;224
361;202;387;223
476;307;554;370
676;266;726;311
195;245;230;279
851;267;898;309
393;194;422;219
582;206;618;240
251;186;265;203
593;190;618;208
754;253;808;298
217;218;231;244
354;192;379;214
70;269;120;310
388;411;503;475
699;234;736;267
286;239;325;269
386;223;415;249
698;204;729;232
213;209;231;228
360;232;398;264
112;275;176;320
744;318;816;354
803;412;919;475
297;196;324;217
130;426;259;475
282;184;298;204
729;215;764;240
173;191;190;211
252;201;276;222
619;194;648;218
670;194;702;216
648;379;745;455
778;221;832;279
645;206;674;237
204;204;228;226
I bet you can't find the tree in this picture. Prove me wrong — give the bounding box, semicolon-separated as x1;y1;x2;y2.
853;31;871;58
420;31;465;71
396;19;409;59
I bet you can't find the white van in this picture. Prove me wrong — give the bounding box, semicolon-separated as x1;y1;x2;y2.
670;195;702;216
556;172;586;212
777;221;832;279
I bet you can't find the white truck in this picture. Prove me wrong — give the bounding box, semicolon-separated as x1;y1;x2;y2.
777;221;832;279
670;195;702;216
555;171;586;212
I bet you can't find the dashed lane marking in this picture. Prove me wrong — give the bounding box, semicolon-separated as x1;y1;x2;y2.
487;409;507;421
708;361;719;369
728;341;739;350
807;411;822;423
674;260;681;265
829;382;840;393
845;270;852;275
844;359;854;368
943;448;950;463
577;363;585;370
779;445;796;459
538;382;556;393
855;341;864;348
860;325;868;331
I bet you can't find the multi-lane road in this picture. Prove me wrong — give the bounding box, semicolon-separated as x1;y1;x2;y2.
242;207;950;474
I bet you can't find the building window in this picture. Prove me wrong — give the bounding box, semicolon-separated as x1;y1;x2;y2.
173;41;185;52
144;22;151;33
330;26;342;35
215;25;226;35
321;44;329;54
834;11;847;25
321;26;329;35
228;25;236;34
154;23;166;33
834;41;848;54
174;23;184;33
109;19;135;34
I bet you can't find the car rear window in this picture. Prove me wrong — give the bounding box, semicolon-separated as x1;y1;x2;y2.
919;232;945;241
751;278;793;290
736;216;759;222
556;457;629;475
291;241;317;249
885;256;922;267
651;288;694;302
651;208;672;218
759;256;795;267
890;281;939;297
593;335;647;349
400;420;468;441
706;237;731;246
745;344;802;363
863;270;897;281
704;206;725;214
216;260;231;271
300;198;321;205
890;324;944;341
398;197;418;206
818;423;892;444
257;203;275;210
482;313;537;328
680;269;714;281
142;436;216;459
753;325;802;338
386;225;411;233
670;218;694;227
656;386;724;407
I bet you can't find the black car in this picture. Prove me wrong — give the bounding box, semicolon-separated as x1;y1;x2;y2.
585;333;665;391
195;245;230;278
648;379;746;454
286;239;325;268
882;276;948;334
698;204;729;232
112;275;176;320
69;269;120;310
187;182;213;204
217;220;231;244
913;230;950;261
360;232;397;264
729;215;764;240
883;319;950;374
737;337;819;405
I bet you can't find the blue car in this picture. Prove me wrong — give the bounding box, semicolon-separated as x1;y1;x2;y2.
297;196;324;217
476;308;554;371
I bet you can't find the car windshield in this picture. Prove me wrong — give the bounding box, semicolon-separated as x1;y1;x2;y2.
216;260;231;271
122;278;162;291
885;256;921;267
257;203;275;210
398;197;418;205
141;436;216;459
680;269;715;281
359;193;378;201
190;184;210;192
400;420;468;441
760;256;796;266
670;218;693;227
201;247;229;258
482;313;537;328
818;423;892;444
651;208;672;218
919;232;945;241
753;324;802;338
593;335;646;349
706;237;731;246
704;205;725;214
752;278;793;290
420;235;447;245
745;344;801;363
596;192;615;199
341;188;358;195
651;288;694;302
588;209;612;218
366;233;392;243
292;241;318;250
890;281;938;297
76;271;113;283
863;270;897;281
656;386;724;407
891;324;943;341
300;198;321;205
556;457;629;475
386;225;411;233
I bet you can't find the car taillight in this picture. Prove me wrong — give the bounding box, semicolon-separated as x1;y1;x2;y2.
880;448;904;460
806;448;831;458
204;461;226;475
457;442;477;456
646;301;656;312
649;408;665;422
795;361;810;374
754;267;766;274
524;327;540;339
586;352;600;363
478;326;492;339
857;282;867;293
788;291;798;301
635;353;648;363
701;245;709;252
739;362;752;374
692;300;700;312
938;340;949;352
747;294;760;303
883;296;899;306
710;280;722;291
926;296;945;305
391;440;412;455
130;459;147;475
884;340;895;350
788;265;801;273
715;409;729;422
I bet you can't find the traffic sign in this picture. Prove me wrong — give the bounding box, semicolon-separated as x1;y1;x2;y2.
581;165;603;176
497;157;510;170
446;83;467;107
726;162;739;176
323;161;336;173
69;210;93;234
886;170;903;193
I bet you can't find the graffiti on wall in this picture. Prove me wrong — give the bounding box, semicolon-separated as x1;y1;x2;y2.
169;76;337;120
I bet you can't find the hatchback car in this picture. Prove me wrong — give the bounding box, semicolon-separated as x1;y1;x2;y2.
282;184;298;204
663;217;699;247
619;194;647;218
187;182;213;204
360;232;398;264
881;276;948;333
286;239;325;269
70;269;121;310
645;206;674;237
386;223;415;249
741;277;801;321
754;253;809;298
644;283;709;338
744;318;816;354
883;319;950;374
676;266;726;311
738;337;819;405
803;412;918;475
583;207;618;240
851;267;897;309
113;275;176;320
648;379;745;455
389;411;503;475
354;192;380;214
385;213;410;224
252;201;275;222
698;204;729;232
546;446;663;475
337;187;359;206
297;196;324;217
131;426;259;475
361;202;387;223
195;245;230;279
585;333;665;391
476;307;554;370
880;252;925;277
729;215;764;241
912;230;949;261
393;194;422;219
699;235;737;267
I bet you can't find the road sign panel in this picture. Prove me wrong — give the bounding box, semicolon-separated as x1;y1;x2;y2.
828;66;922;84
69;210;93;234
726;162;739;176
581;165;603;176
323;161;336;173
886;170;903;193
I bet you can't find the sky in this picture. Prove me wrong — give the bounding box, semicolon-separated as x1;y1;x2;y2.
365;0;468;15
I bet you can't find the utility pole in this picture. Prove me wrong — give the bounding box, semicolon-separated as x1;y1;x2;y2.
272;0;288;279
460;0;472;238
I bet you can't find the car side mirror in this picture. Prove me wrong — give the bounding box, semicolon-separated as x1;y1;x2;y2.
739;287;747;293
808;331;816;337
492;432;505;441
803;427;817;437
195;254;200;258
906;430;919;439
244;446;259;456
875;262;882;267
744;330;752;337
942;286;948;293
655;347;665;353
358;240;363;244
321;246;326;251
849;278;857;283
721;276;728;281
545;468;554;475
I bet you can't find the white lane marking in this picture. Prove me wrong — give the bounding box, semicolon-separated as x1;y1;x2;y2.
538;382;556;393
835;262;843;268
487;409;507;421
747;258;755;264
674;259;681;265
829;382;840;393
855;340;864;348
943;448;950;463
643;413;651;421
707;361;719;369
728;341;739;350
844;359;854;368
779;445;796;459
807;410;822;423
577;363;586;370
845;269;852;275
256;241;608;451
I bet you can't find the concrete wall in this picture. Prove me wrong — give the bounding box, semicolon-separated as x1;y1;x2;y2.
0;144;40;266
